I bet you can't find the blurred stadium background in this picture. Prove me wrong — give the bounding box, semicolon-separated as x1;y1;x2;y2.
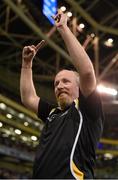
0;0;118;178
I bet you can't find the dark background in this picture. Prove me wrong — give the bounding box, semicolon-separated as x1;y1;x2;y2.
0;0;118;178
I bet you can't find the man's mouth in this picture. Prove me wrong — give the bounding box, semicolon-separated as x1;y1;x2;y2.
58;91;68;97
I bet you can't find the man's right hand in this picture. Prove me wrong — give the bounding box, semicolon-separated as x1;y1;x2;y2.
22;40;45;65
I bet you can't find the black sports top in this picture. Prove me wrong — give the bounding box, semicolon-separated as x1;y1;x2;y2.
32;90;104;179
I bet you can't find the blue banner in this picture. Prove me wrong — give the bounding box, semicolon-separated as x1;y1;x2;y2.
43;0;57;24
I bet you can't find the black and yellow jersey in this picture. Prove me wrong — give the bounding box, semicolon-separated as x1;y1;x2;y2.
32;90;104;179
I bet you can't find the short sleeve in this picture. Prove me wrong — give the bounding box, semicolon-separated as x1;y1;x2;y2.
79;89;104;121
38;99;55;123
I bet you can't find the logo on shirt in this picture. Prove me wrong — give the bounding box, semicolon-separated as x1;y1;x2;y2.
47;109;69;122
47;114;57;122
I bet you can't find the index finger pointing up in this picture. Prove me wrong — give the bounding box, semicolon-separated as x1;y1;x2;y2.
35;40;46;52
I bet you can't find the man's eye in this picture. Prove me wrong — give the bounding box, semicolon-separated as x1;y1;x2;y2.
63;79;69;83
55;81;59;87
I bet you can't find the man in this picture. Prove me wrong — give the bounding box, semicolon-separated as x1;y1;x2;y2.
20;12;104;179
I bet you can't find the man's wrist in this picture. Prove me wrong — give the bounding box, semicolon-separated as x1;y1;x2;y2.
22;66;32;69
22;61;32;69
57;25;68;32
22;64;32;69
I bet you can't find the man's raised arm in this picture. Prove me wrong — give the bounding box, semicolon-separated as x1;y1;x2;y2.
54;12;96;97
20;40;45;114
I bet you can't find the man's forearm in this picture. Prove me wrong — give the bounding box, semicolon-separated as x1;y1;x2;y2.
58;25;95;77
20;67;37;107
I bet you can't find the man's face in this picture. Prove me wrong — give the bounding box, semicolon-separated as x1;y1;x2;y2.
54;70;79;109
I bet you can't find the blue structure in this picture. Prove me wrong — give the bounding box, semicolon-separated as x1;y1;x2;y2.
43;0;57;25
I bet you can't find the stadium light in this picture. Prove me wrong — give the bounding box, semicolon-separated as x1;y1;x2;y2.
104;38;114;47
15;129;22;135
60;6;66;12
0;122;3;127
67;12;72;17
31;136;37;141
97;84;118;96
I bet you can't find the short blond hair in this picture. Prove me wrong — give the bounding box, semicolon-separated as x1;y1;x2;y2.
55;69;79;86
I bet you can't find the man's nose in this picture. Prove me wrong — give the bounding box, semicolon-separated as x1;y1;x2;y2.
57;81;64;89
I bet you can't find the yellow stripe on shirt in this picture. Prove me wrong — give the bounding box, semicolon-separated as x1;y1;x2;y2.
72;160;84;180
